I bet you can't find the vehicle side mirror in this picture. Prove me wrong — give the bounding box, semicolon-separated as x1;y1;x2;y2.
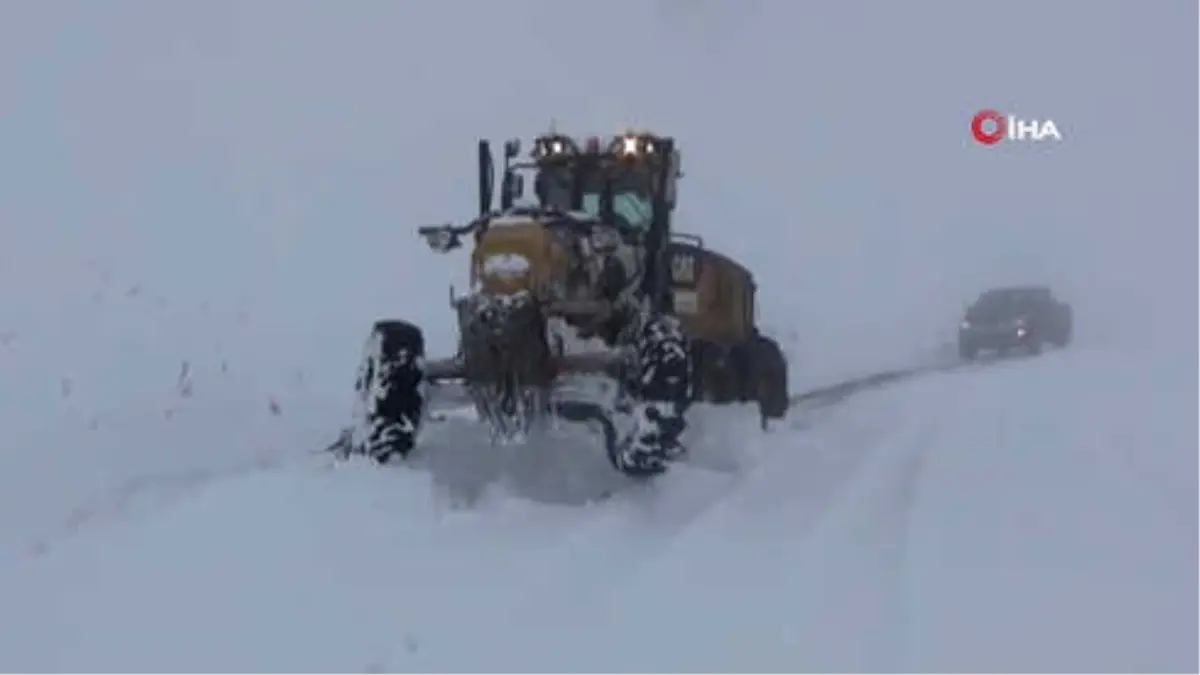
417;225;461;253
500;171;524;209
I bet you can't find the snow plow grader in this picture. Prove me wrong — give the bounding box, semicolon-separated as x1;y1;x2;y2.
334;130;788;477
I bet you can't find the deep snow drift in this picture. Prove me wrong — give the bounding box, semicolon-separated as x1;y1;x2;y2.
0;346;1193;672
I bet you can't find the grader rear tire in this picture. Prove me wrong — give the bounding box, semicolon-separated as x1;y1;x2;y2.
748;333;788;423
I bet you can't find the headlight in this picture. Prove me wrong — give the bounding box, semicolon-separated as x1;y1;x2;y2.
610;132;662;157
1016;327;1027;337
960;320;970;329
534;134;578;158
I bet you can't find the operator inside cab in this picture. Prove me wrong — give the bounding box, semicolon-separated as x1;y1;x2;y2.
534;148;654;233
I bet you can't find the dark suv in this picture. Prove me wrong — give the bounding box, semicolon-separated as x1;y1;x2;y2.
958;286;1072;360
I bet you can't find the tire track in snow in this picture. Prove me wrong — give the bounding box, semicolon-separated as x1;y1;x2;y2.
513;393;941;672
14;356;975;579
18;451;322;560
714;411;935;672
843;419;936;670
387;406;772;669
492;399;855;628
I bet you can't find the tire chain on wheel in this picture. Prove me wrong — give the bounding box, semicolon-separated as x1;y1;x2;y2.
613;314;693;476
356;321;425;463
631;313;692;403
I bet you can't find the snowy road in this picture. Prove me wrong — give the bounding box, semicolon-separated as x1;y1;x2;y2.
0;346;1192;672
0;3;1193;669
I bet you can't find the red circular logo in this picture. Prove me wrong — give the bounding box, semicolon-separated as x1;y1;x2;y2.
971;109;1005;145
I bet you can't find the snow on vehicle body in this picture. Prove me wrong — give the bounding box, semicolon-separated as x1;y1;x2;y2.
337;130;787;477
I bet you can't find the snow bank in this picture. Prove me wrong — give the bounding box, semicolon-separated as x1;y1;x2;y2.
1;346;1191;672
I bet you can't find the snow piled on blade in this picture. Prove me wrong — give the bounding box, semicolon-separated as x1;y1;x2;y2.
0;347;1191;672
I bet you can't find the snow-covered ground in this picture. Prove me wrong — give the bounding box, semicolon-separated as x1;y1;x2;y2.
0;345;1193;672
1;0;1195;672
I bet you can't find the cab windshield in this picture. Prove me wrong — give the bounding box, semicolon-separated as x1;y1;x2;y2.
967;288;1045;321
580;191;652;230
536;164;654;231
